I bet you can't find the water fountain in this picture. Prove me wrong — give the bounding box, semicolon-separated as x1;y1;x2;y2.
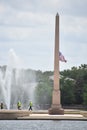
0;49;37;109
0;49;20;109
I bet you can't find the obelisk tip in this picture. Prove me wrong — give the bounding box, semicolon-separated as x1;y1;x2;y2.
56;12;59;16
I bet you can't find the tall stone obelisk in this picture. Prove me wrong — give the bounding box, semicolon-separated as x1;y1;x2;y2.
49;13;64;114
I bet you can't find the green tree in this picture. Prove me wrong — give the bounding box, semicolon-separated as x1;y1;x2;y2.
35;82;52;105
83;84;87;105
60;78;75;105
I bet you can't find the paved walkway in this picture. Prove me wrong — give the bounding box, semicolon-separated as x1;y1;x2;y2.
17;113;87;120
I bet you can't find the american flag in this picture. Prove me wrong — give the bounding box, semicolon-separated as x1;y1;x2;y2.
59;52;67;62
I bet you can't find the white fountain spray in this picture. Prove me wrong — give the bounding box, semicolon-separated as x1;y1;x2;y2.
0;49;37;109
0;49;19;109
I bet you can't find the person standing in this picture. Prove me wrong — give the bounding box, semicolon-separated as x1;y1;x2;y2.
0;102;4;109
17;101;21;110
29;101;33;111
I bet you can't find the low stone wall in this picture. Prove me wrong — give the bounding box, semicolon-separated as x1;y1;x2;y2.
0;109;87;120
0;110;30;120
80;111;87;117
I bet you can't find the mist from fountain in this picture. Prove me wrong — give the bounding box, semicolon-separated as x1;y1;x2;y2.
0;49;37;109
0;49;20;109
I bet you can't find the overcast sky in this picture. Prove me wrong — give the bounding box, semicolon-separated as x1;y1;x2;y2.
0;0;87;71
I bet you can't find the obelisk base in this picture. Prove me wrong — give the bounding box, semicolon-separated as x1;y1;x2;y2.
48;106;64;115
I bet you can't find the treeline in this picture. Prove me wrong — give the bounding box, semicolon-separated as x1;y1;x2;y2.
0;64;87;109
60;64;87;106
35;64;87;108
34;71;53;107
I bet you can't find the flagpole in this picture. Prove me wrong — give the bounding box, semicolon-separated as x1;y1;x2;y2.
49;13;64;114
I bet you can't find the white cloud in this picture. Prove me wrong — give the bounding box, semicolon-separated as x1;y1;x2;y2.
61;15;87;33
0;3;6;13
60;15;87;44
0;0;87;71
0;26;32;40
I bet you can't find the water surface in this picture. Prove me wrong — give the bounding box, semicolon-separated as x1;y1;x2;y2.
0;120;87;130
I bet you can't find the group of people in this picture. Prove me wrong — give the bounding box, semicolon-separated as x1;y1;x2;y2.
0;101;33;111
17;101;33;111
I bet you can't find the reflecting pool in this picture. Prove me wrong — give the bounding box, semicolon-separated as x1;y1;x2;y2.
0;120;87;130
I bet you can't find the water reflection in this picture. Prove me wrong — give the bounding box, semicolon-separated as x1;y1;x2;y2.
0;120;87;130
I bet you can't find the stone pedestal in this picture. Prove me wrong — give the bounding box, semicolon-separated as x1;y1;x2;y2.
49;107;64;115
49;90;64;114
49;89;64;114
48;13;64;115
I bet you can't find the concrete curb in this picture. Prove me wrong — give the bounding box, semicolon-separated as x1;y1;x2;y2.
0;109;87;120
17;114;87;120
